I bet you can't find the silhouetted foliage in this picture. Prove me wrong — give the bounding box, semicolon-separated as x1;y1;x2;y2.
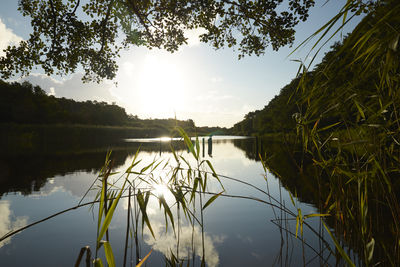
0;79;225;134
0;0;319;82
232;77;302;135
232;2;400;265
0;79;128;125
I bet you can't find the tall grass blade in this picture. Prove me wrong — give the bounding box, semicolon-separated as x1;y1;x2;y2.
322;221;355;267
366;238;375;263
103;241;116;267
202;191;224;210
136;249;152;267
137;190;155;238
97;181;126;245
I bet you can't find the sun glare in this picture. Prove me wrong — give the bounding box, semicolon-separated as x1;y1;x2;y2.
137;55;186;118
152;183;170;198
160;136;172;142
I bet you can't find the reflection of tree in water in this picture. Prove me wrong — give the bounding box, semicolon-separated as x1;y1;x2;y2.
0;151;126;198
0;141;188;198
233;136;399;265
233;137;330;204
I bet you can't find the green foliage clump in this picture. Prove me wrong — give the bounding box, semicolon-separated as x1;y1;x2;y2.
0;79;222;137
0;0;315;82
0;80;128;125
233;1;400;265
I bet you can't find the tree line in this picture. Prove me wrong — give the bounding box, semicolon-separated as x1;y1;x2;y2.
0;80;128;125
0;79;227;137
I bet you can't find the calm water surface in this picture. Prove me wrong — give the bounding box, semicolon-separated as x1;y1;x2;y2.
0;136;333;266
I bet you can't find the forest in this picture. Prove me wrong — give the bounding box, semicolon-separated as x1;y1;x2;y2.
232;2;400;265
0;79;227;136
233;4;399;142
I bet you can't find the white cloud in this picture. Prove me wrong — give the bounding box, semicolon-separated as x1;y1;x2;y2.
144;223;225;267
0;18;23;57
0;201;28;248
6;17;21;27
49;87;56;96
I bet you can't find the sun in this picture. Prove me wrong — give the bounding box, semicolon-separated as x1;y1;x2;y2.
137;55;186;118
152;183;170;198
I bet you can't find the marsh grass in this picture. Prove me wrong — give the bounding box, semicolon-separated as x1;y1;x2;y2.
287;1;400;265
4;5;400;263
1;127;352;266
71;127;354;266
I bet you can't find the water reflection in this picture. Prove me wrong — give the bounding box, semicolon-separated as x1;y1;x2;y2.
0;141;188;199
0;135;351;266
0;201;28;248
208;136;213;157
144;223;225;267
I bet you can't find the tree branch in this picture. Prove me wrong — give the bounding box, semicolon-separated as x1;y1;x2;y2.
125;0;155;44
99;0;115;53
48;0;58;53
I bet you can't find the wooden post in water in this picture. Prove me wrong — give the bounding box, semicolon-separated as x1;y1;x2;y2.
202;137;205;158
208;136;212;157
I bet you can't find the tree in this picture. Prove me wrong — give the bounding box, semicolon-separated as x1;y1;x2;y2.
0;0;317;82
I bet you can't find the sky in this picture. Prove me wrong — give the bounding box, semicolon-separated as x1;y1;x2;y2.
0;1;362;128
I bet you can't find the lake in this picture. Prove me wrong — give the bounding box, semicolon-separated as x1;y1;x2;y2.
0;136;347;266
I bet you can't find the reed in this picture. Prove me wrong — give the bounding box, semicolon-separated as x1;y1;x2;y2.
1;125;397;266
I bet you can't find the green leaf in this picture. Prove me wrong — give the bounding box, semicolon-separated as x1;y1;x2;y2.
289;191;296;207
179;155;192;168
141;161;155;173
97;181;126;245
298;208;303;237
125;159;141;174
103;241;116;267
317;122;341;132
97;177;106;231
176;127;197;160
354;100;365;120
259;153;267;173
206;160;224;190
202;191;224;210
190;177;200;203
366;238;375;263
323;222;355;267
304;213;330;219
137;190;155;238
160;196;175;232
136;249;153;267
94;258;104;267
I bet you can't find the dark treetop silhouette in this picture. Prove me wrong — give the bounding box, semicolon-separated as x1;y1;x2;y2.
1;0;320;82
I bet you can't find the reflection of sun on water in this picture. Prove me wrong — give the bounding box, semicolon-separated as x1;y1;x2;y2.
138;55;186;118
159;136;172;142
